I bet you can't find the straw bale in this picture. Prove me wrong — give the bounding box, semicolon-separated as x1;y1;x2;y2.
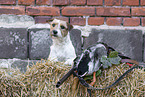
0;60;144;97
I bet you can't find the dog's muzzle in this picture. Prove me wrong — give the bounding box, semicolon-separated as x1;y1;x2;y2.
51;30;58;37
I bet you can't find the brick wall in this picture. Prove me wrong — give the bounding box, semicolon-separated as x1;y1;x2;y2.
0;0;145;26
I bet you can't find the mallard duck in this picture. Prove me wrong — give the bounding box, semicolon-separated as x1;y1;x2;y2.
74;42;109;85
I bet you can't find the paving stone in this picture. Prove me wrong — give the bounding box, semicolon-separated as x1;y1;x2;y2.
84;29;143;61
0;28;27;59
70;29;82;56
29;28;52;59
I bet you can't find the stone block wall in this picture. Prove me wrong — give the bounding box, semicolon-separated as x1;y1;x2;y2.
0;24;144;62
1;25;144;71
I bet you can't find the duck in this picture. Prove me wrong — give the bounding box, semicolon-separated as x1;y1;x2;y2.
74;42;109;85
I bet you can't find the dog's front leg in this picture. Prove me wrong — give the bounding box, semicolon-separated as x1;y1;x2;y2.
48;57;58;62
48;52;58;62
64;58;74;65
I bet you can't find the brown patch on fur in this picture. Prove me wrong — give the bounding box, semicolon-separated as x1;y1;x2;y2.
67;23;73;31
50;19;73;37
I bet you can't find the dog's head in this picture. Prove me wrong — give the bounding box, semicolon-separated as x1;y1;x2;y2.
49;19;73;38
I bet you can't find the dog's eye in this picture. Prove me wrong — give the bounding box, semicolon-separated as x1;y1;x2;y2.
60;25;65;29
52;24;55;27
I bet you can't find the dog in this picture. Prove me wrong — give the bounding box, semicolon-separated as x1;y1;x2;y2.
48;19;76;65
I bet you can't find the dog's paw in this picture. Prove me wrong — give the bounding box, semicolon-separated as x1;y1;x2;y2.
64;59;74;65
48;57;58;62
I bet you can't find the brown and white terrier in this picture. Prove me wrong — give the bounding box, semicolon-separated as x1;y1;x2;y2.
48;19;76;65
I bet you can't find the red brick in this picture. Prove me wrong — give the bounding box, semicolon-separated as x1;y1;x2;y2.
104;0;121;6
122;0;139;6
0;6;25;15
62;7;95;16
70;17;86;26
106;17;122;26
96;7;130;16
26;6;60;16
70;0;86;5
0;0;16;4
50;17;69;22
88;17;104;25
141;0;145;5
18;0;35;5
34;16;51;23
53;0;69;5
123;18;140;26
36;0;51;5
34;16;69;23
87;0;103;5
141;18;145;26
132;7;145;16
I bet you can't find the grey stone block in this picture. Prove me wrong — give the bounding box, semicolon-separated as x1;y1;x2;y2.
70;29;82;56
29;29;52;59
0;58;40;73
143;34;145;62
11;59;40;73
0;14;34;28
84;29;143;61
29;28;82;59
0;28;27;59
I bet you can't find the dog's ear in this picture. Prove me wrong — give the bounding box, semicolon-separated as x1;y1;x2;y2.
67;23;73;31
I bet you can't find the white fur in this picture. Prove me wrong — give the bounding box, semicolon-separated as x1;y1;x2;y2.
49;33;76;65
87;44;107;75
48;19;76;65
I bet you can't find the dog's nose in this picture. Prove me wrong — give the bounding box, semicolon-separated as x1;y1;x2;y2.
53;30;58;34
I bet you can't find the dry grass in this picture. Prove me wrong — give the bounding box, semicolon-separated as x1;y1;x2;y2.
0;60;145;97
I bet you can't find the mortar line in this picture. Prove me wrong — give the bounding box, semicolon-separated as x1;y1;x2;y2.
142;34;144;62
140;17;142;26
27;30;30;59
130;7;132;18
103;0;105;6
69;17;70;24
35;0;36;6
121;0;123;6
139;0;141;6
